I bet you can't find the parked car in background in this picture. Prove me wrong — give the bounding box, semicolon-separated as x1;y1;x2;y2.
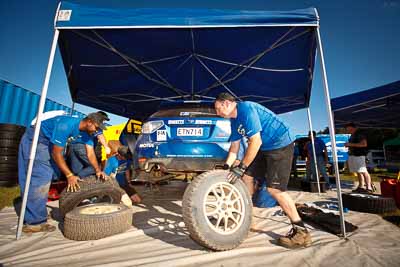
294;134;350;173
366;149;385;170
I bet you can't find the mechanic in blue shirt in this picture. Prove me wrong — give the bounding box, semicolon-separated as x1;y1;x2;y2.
214;92;311;249
104;146;141;203
67;111;111;179
18;112;107;233
305;131;330;187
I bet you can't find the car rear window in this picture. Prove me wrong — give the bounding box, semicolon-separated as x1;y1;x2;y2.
151;105;218;118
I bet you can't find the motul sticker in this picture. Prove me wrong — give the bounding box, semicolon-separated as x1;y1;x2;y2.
157;130;167;141
139;143;155;148
58;10;72;21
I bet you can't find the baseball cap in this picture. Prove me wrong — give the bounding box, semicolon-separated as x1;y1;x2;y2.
87;112;107;130
97;111;110;121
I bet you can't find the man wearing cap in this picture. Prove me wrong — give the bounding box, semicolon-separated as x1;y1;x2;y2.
18;111;108;233
67;111;111;179
214;92;311;249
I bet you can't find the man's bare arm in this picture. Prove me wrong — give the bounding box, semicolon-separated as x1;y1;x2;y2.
85;144;106;179
52;145;81;192
241;132;262;167
345;139;367;148
225;140;240;166
52;145;73;176
97;134;111;154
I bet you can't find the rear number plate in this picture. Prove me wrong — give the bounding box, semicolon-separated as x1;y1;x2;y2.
177;128;203;136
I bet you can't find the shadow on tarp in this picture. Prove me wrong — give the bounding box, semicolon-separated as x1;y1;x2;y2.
131;182;207;251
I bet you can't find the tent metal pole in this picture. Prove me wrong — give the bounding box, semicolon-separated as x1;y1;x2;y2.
16;29;60;240
70;102;75;116
307;108;321;195
316;27;347;238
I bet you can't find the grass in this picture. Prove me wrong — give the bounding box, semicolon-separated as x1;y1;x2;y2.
0;186;20;210
337;171;396;182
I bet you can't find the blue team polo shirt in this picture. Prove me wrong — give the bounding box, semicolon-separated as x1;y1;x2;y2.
40;116;93;147
71;130;103;146
306;137;326;157
104;156;132;186
230;101;294;151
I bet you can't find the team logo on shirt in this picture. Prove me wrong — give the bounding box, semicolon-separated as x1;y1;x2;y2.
116;163;127;173
237;124;246;137
67;134;82;143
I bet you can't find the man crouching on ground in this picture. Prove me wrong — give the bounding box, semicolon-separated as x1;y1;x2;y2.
214;92;311;249
18;112;107;233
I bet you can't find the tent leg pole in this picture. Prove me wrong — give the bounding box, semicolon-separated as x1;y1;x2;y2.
16;29;60;240
307;108;321;195
316;27;346;238
70;102;75;116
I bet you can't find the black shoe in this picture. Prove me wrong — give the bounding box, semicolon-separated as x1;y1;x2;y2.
365;188;374;194
351;187;363;193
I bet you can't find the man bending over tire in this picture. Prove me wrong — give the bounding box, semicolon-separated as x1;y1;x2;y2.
214;92;311;249
18;112;107;233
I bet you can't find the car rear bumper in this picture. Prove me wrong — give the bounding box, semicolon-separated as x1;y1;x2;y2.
139;157;225;173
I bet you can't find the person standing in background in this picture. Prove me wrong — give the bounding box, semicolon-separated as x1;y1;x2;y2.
305;131;330;188
344;123;372;193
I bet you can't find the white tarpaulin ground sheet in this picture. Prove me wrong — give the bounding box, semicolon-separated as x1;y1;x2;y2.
1;181;400;267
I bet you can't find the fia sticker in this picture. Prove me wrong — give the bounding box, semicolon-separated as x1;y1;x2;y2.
58;10;72;21
157;130;167;141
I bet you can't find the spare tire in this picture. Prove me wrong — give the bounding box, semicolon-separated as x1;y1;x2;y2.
0;123;26;133
0;147;19;156
182;170;253;251
0;124;26;187
63;203;132;241
342;193;397;214
59;176;125;216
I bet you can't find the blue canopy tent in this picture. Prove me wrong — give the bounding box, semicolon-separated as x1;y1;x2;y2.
56;2;319;118
331;80;400;128
18;1;347;239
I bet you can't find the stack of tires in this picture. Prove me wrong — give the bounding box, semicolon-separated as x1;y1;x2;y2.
0;124;26;186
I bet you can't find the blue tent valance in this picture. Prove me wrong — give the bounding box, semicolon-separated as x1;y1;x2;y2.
56;2;318;28
331;80;400;128
56;2;319;119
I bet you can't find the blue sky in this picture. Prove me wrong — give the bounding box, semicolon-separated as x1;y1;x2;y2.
0;0;399;134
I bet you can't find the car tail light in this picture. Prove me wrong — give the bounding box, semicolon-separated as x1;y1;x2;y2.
142;120;164;134
138;157;147;163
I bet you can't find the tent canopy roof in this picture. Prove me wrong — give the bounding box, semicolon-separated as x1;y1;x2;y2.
56;2;319;119
331;80;400;128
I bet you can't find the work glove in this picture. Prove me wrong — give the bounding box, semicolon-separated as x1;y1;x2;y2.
227;162;247;184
